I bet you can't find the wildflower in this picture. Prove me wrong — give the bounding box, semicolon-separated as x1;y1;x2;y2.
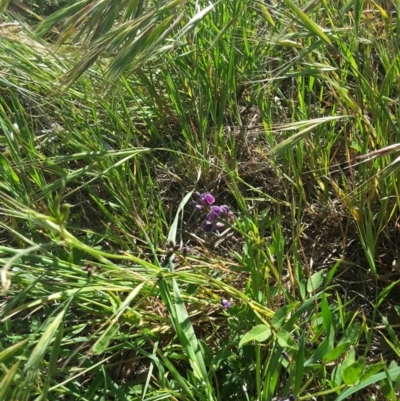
202;220;215;233
193;192;215;210
220;204;235;222
206;205;222;222
214;221;225;230
220;205;230;214
194;192;235;233
221;299;231;309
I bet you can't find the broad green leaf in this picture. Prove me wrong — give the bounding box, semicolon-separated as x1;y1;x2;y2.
276;330;298;350
337;322;361;347
360;361;386;382
239;325;272;347
307;270;325;293
336;366;400;401
342;348;356;370
342;357;365;385
388;360;400;380
325;342;352;363
331;364;343;386
381;376;395;398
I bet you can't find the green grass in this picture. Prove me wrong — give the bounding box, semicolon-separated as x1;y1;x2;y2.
1;0;400;400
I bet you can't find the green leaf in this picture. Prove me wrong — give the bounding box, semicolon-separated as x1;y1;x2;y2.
0;339;28;363
342;357;365;385
93;323;120;354
40;324;65;401
282;0;332;45
178;1;220;38
337;322;361;347
167;188;197;247
294;333;305;394
272;303;298;329
342;348;356;370
166;175;200;271
276;330;298;350
325;260;341;285
388;361;400;380
24;309;66;373
325;342;352;363
307;270;325;293
172;279;208;385
0;361;20;400
377;279;400;307
331;364;343;386
360;361;386;382
239;325;272;347
336;366;400;401
283;292;322;331
320;292;332;332
305;329;332;367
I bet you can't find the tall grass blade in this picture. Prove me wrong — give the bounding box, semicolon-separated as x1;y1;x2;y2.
0;361;20;400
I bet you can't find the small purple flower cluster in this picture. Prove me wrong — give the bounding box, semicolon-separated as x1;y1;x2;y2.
193;192;234;233
221;298;231;309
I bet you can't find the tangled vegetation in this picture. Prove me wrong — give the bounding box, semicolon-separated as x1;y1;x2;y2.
1;0;400;400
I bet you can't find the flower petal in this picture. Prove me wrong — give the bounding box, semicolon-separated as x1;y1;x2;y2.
221;299;231;309
203;193;215;206
202;220;214;233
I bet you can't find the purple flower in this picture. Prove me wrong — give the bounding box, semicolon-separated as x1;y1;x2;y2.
194;192;215;210
214;221;225;230
220;205;230;214
206;205;222;222
220;205;235;222
194;192;234;233
202;220;215;233
221;299;231;309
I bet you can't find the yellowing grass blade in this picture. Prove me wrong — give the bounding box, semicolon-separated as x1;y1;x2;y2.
283;0;332;45
0;339;28;364
330;180;361;222
0;361;20;400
